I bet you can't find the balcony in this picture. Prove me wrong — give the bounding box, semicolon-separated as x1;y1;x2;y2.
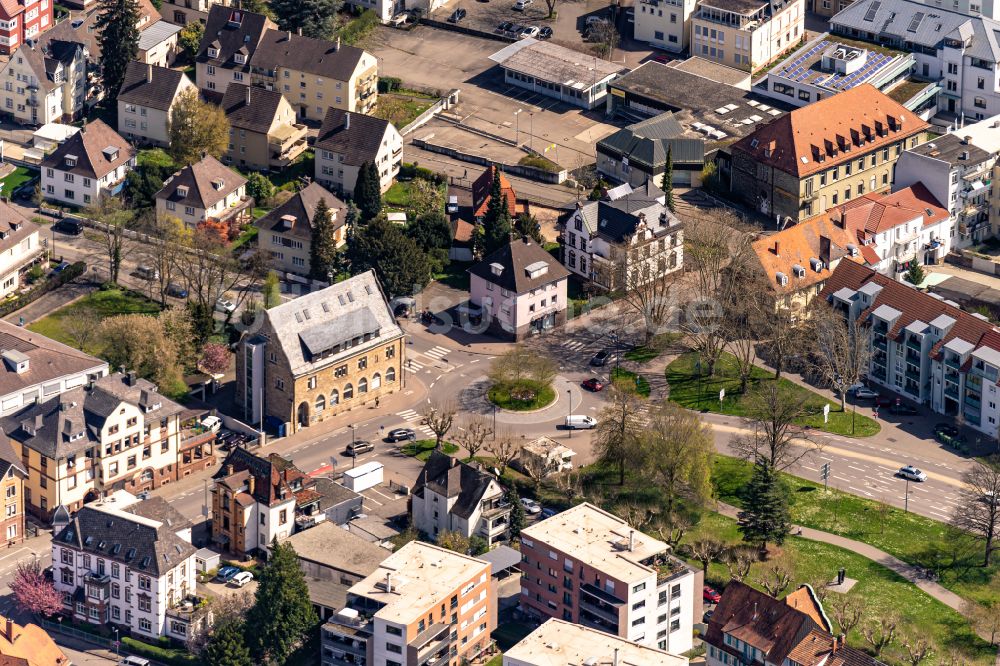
209;195;255;227
268;124;308;167
944;385;959;399
874;337;887;352
480;516;508;539
579;596;620;626
906;349;921;364
905;367;922;382
906;337;922;352
580;582;624;607
872;367;886;381
965;393;982;410
481;499;511;520
945;356;962;370
84;573;110;601
408;622;451;666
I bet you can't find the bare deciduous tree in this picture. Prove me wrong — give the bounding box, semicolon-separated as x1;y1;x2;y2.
485;432;518;476
554;470;584;505
641;401;714;516
902;633;935;666
724;275;769;392
587;20;619;59
731;382;821;471
87;195;135;284
951;455;1000;566
454;415;493;459
422;401;457;449
755;553;794;597
720;544;757;582
521;452;555;492
810;306;872;414
862;613;899;657
138;214;192;305
616;250;680;345
963;601;1000;646
61;309;101;352
187;590;254;655
829;594;865;635
690;538;726;574
616;502;657;531
757;302;803;380
593;384;645;484
489;346;556;387
650;511;691;549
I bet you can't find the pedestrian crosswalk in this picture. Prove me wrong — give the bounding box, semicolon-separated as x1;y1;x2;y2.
405;346;453;373
405;358;426;372
561;339;588;351
425;345;451;361
396;409;436;438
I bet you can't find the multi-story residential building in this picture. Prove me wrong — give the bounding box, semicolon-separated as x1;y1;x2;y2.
341;0;448;23
505;618;688;666
3;39;87;125
136;20;180;67
597;112;706;187
0;321;108;416
321;541;496;666
255;181;346;277
0;615;69;665
468;237;570;340
0;440;26;547
690;0;804;73
0;0;54;55
117;61;195;147
160;0;232;26
634;0;698;53
211;447;330;558
705;581;881;666
235;271;404;433
811;0;854;18
0;201;41;300
821;259;1000;434
154;155;252;234
2;372;203;521
894;115;1000;248
563;181;684;291
221;83;307;171
518;436;576;477
411;450;511;546
195;6;275;102
730;84;929;224
250;30;378;119
519;503;700;654
830;0;1000;121
40;120;135;207
750;208;867;312
51;493;198;639
315;109;402;197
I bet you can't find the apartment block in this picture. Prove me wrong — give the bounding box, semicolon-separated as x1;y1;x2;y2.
822;260;1000;436
315;109;402;197
255;181;346;277
690;0;804;72
117;61;195;147
40;120;136;208
519;502;700;654
0;0;54;54
321;541;496;666
0;440;25;547
633;0;698;53
730;84;929;224
505;618;687;666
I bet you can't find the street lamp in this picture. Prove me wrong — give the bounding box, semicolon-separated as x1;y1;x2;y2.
513;109;523;146
492;404;497;440
566;389;572;439
904;477;911;513
350;424;357;468
113;627;120;662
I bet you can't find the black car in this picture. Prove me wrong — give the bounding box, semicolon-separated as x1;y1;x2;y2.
448;7;466;22
386;428;416;442
538;26;553;38
589;349;611;367
890;403;918;416
166;282;189;298
497;20;514;31
53;219;83;235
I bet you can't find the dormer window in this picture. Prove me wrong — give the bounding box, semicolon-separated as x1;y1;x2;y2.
234;53;246;64
208;47;218;58
212;178;225;190
490;262;504;277
176;185;189;197
64;154;77;167
102;146;119;161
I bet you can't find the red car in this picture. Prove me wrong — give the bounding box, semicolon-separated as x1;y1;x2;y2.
703;586;721;604
582;378;605;392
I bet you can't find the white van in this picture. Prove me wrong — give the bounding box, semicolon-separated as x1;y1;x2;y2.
447;196;459;214
120;657;151;666
565;415;597;429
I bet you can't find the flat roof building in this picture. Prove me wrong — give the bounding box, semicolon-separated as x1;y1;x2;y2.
504;618;688;666
489;38;626;110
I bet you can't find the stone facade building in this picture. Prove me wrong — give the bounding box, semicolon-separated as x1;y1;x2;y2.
235;270;404;434
0;440;26;547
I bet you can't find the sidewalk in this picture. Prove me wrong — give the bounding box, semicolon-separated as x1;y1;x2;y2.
716;503;968;614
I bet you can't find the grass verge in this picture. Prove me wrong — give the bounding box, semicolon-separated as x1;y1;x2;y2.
488;380;556;411
610;367;650;397
374;93;435;129
401;439;459;461
28;288;162;355
666;352;880;437
1;166;34;198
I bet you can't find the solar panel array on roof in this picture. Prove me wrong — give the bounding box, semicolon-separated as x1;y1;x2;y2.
864;0;881;21
907;11;925;32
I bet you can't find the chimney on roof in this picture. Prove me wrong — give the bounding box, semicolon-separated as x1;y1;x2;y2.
1;618;11;642
287;30;291;40
225;464;234;476
335;36;341;51
450;456;457;468
613;647;620;666
628;529;635;552
248;475;255;496
297;27;302;36
146;63;153;84
385;572;393;593
752;602;758;620
34;414;43;430
245;85;251;106
773;240;780;256
345;113;350;131
126;371;136;386
962;135;972;145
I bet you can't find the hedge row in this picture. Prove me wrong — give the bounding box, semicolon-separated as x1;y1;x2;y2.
0;261;86;318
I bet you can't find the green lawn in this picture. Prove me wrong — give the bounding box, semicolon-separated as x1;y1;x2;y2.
666;352;880;437
680;512;995;664
400;439;459;461
267;150;314;191
0;166;34;198
137;147;175;171
488;381;556;411
230;225;258;252
610;367;650;397
28;288;161;354
373;93;435;129
713;456;1000;608
484;655;504;666
432;261;471;291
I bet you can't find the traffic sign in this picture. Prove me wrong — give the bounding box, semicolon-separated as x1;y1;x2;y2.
820;462;831;489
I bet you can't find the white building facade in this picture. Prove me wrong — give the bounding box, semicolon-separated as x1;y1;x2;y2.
634;0;698;53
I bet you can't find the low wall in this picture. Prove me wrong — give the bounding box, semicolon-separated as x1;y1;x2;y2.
412;138;568;184
420;16;514;43
947;249;1000;277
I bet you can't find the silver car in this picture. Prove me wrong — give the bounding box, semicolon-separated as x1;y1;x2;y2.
897;466;927;482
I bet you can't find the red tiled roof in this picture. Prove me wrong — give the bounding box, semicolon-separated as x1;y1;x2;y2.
0;0;23;20
472;165;517;218
837;183;948;238
732;85;929;178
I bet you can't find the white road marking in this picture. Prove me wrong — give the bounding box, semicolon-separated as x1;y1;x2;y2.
369;487;395;501
362;493;384;506
425;346;451;360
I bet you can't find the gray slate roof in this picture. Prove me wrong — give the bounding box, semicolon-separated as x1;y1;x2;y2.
196;5;273;70
137;19;181;51
54;501;195;577
597;112;706;169
221;83;285;134
40;119;134;180
573;181;682;243
316;109;395;167
831;0;1000;61
252;29;366;81
262;270;402;377
155;155;246;210
255;181;345;242
412;450;498;520
467;237;570;294
117;60;190;112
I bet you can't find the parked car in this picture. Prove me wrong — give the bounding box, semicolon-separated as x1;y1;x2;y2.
540;507;558;519
347;440;374;456
703;609;715;623
497;20;514;32
215;297;236;313
53;219;84;235
585;14;607;25
538;26;553;38
386;428;416;442
897;466;927;482
513;0;532;10
590;349;612;366
214;566;240;582
448;7;466;22
136;265;159;280
519;25;540;38
201;415;222;432
120;656;152;666
852;387;880;400
890;403;918;415
50;261;70;276
703;586;722;603
582;378;605;392
520;498;542;514
565;415;597;429
166;282;188;298
447;195;459;213
229;571;254;588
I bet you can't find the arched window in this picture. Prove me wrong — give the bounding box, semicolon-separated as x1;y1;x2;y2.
315;394;326;412
141;469;153;482
343;383;354;400
371;373;381;390
358;377;368;394
386;367;396;383
330;389;339;405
